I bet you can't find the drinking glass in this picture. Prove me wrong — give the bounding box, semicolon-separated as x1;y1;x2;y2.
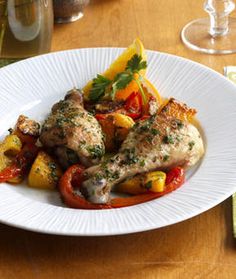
181;0;236;54
0;0;53;63
53;0;90;24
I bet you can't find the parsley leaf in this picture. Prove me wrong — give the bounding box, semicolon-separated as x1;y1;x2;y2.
112;71;133;90
126;54;147;72
111;55;147;101
89;74;111;102
89;54;147;102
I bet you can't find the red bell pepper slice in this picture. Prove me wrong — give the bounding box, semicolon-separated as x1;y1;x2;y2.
139;115;150;121
110;167;185;208
95;92;143;121
59;164;112;209
124;92;142;119
14;129;38;145
0;143;39;183
95;114;107;121
59;165;185;209
0;164;21;183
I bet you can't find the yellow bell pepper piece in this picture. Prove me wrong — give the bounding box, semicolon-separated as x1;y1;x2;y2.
113;113;135;129
116;175;146;195
117;171;166;195
144;171;166;192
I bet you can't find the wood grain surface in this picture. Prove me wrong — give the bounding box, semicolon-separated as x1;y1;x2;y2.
1;0;236;278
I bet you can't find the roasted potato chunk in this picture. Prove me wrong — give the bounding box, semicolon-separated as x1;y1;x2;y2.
28;151;62;189
0;135;22;171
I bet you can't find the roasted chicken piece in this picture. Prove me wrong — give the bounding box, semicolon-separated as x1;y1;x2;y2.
40;89;105;168
159;98;197;122
82;113;204;204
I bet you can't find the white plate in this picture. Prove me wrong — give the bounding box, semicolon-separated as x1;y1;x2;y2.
0;48;236;236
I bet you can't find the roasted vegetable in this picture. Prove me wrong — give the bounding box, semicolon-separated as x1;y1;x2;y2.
117;171;166;195
60;165;184;209
97;113;134;151
116;175;146;195
13;115;40;145
144;171;166;192
111;167;185;208
93;100;124;113
28;151;62;189
115;74;140;101
0;143;38;184
0;135;22;177
159;98;196;122
1;115;40;183
113;113;135;129
123;91;142;119
98;115;116;151
59;164;111;209
0;135;22;159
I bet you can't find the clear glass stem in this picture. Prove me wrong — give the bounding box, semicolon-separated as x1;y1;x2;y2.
204;0;235;37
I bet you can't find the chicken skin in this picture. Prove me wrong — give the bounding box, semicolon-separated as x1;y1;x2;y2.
82;114;204;204
40;89;105;168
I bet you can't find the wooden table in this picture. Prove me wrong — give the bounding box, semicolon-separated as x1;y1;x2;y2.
1;1;236;278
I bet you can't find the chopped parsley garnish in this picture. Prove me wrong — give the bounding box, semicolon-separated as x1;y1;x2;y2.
171;119;184;130
145;181;152;190
138;116;156;132
48;162;59;182
133;122;140;129
188;141;195;151
176;119;184;129
139;159;146;167
163;155;169;162
163;135;175;144
122;148;139;165
97;166;120;181
95;173;104;181
148;115;156;124
111;170;120;180
151;128;160;135
146;136;153;143
87;145;104;159
57;100;69;112
139;124;149;132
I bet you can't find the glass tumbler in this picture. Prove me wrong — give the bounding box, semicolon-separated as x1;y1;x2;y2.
0;0;53;63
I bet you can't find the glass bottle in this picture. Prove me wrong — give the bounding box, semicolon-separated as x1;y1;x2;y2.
0;0;53;63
